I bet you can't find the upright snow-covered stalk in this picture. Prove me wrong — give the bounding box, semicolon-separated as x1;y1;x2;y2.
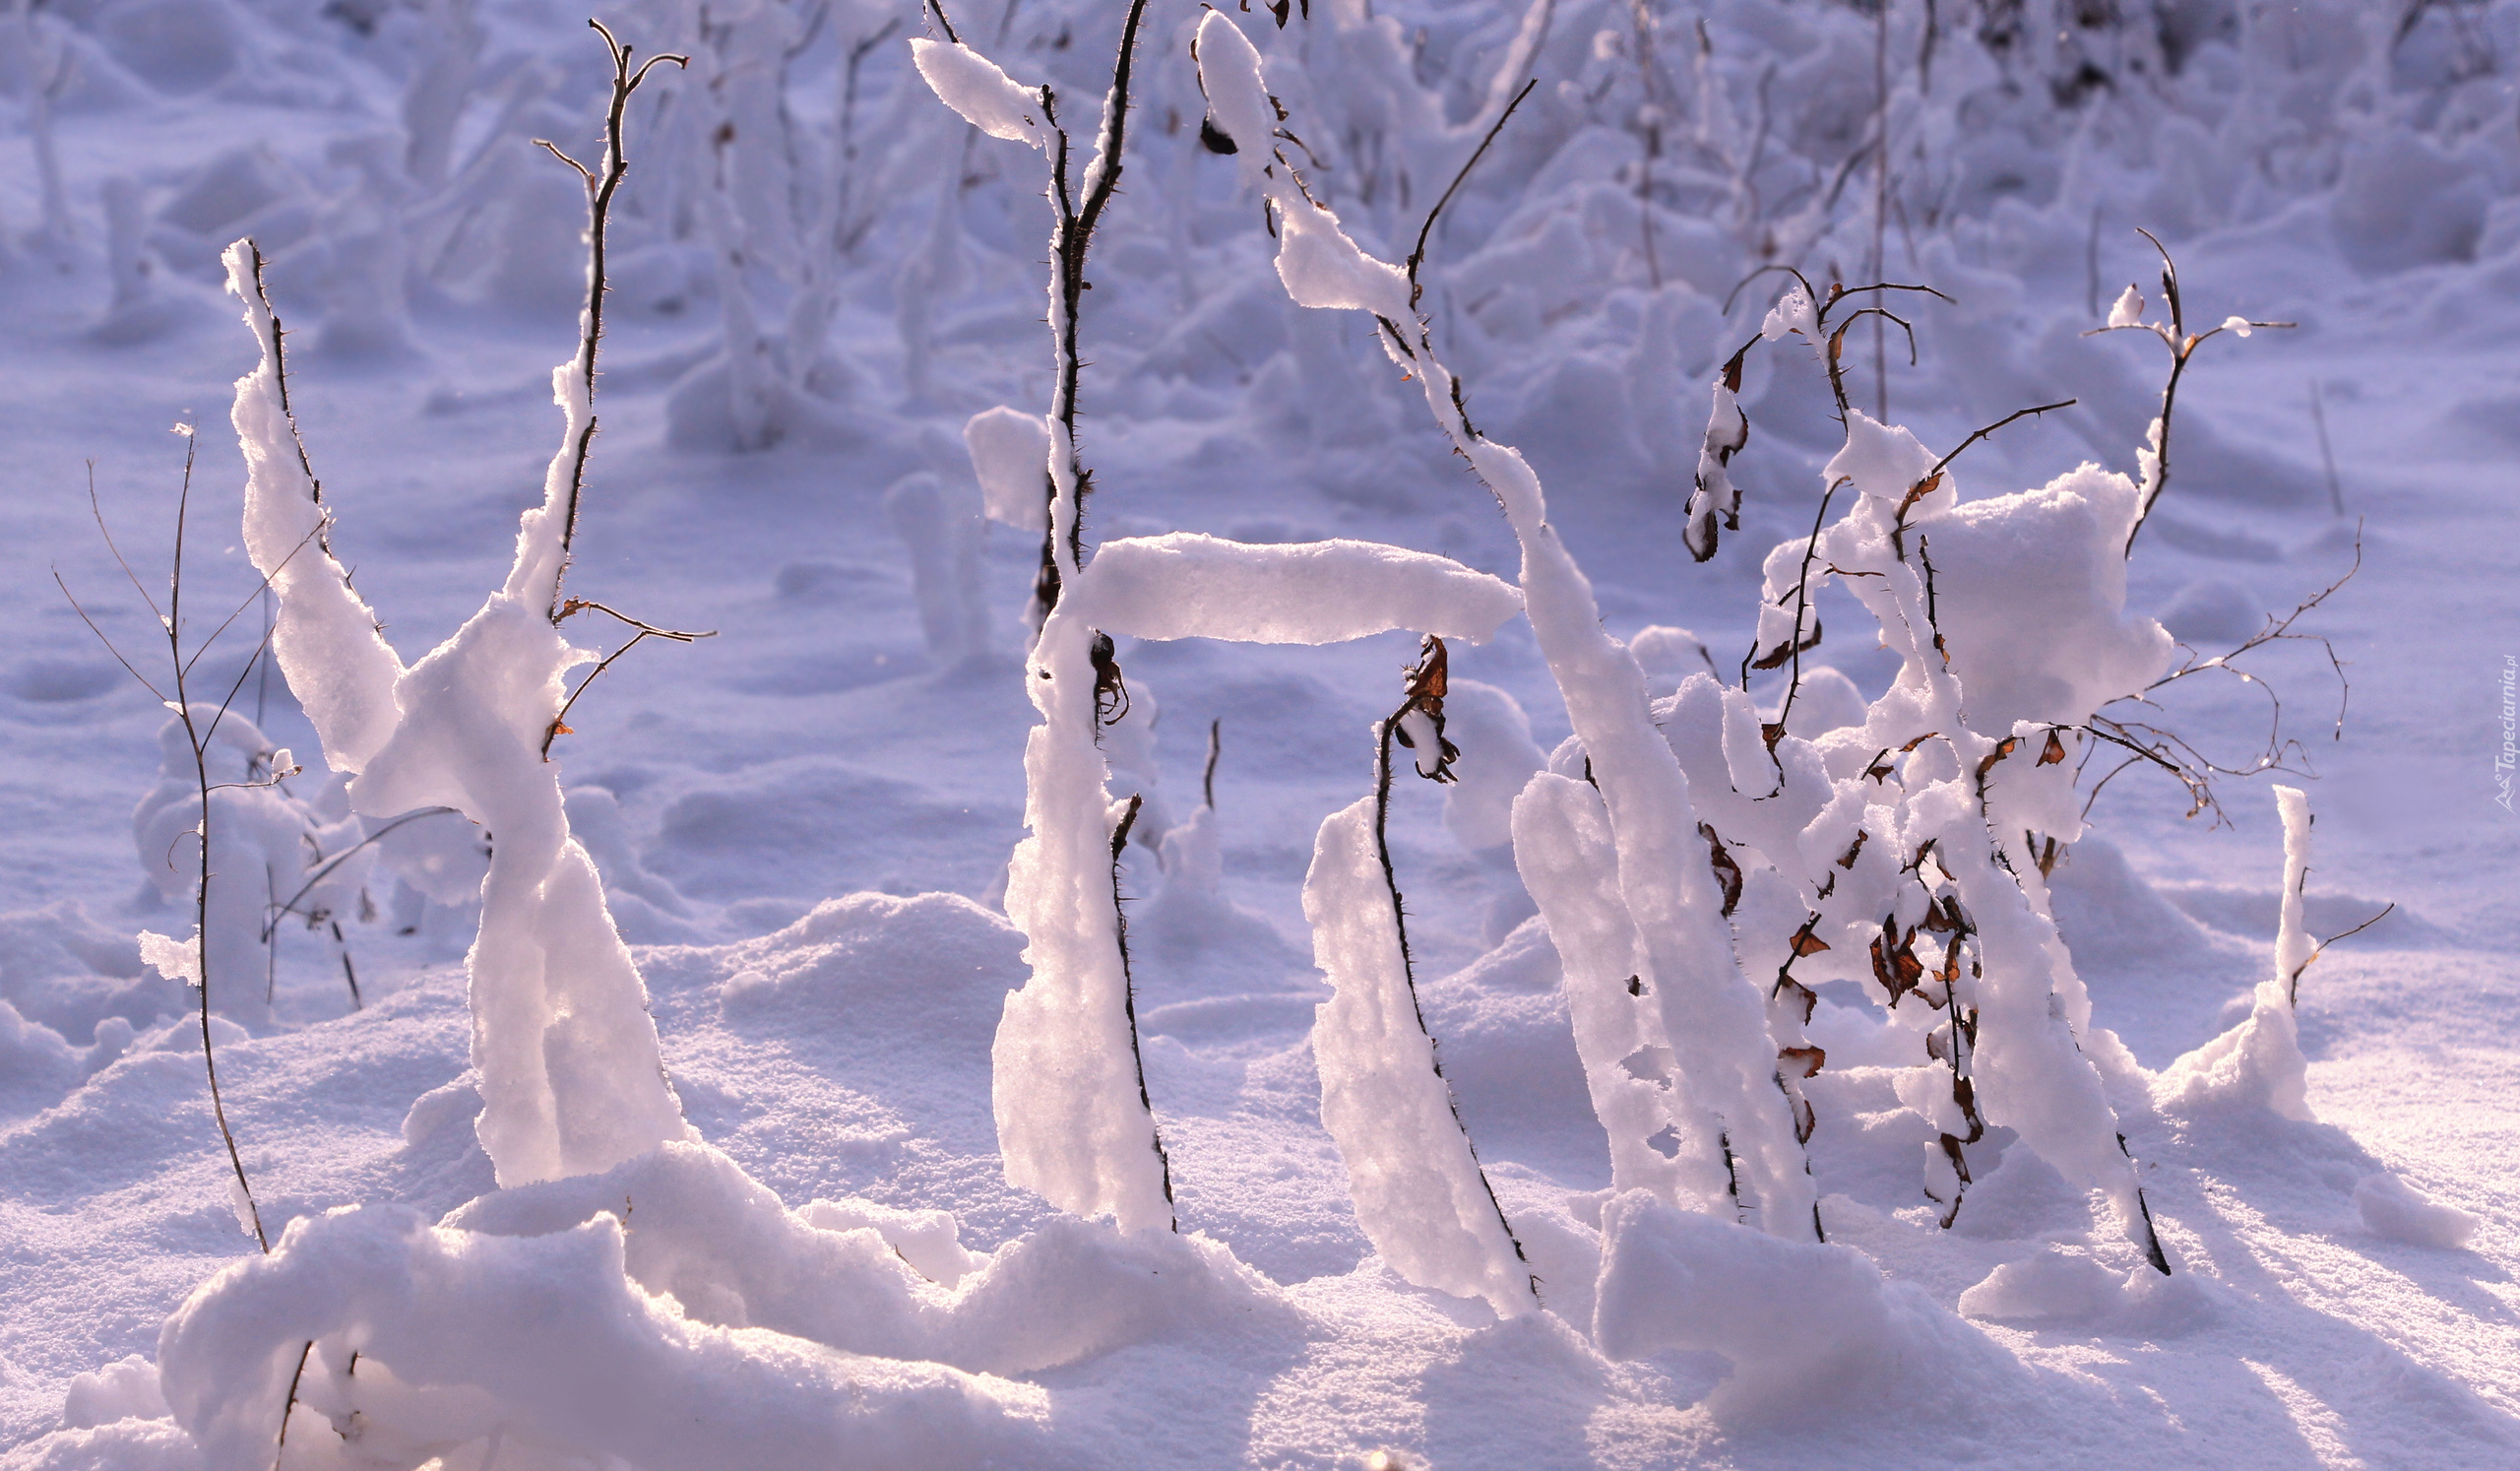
913;0;1176;1232
1195;12;1821;1242
1304;637;1536;1318
223;26;701;1188
2155;787;2317;1119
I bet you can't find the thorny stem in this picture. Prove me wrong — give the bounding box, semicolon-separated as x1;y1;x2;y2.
1007;0;1150;628
238;245;344;569
538;20;689;619
931;0;1173;1227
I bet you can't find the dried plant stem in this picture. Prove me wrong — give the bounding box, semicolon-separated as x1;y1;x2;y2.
1369;660;1528;1285
272;1339;313;1470
534;21;689;617
1014;0;1153;628
58;435;286;1253
2099;228;2293;555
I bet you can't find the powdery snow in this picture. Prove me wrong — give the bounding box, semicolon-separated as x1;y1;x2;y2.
1;1;2515;1468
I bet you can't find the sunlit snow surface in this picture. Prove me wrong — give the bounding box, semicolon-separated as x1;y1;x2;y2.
3;0;2516;1467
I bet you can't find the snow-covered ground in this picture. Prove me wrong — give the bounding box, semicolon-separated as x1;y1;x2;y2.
2;1;2516;1466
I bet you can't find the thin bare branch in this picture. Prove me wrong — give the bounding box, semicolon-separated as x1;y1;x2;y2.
1408;78;1538;308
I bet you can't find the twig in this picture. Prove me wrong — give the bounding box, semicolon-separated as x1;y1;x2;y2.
263;807;464;942
2290;902;2395;1004
62;431;272;1252
1202;717;1222;809
1407;78;1538;309
540;606;717;759
2096;228;2294;556
537;20;689;619
1105;793;1172;1212
272;1339;313;1471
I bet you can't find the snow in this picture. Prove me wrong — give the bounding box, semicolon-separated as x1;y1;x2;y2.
1303;799;1535;1318
2;0;2518;1466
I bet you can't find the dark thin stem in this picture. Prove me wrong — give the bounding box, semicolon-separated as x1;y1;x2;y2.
176;434;268;1252
539;620;716;760
240;243;338;561
1202;718;1222;809
1407;78;1537;308
264;807;463;942
1370;697;1531;1291
1028;0;1151;626
2291;903;2396;1004
1922;399;2076;489
542;22;688;618
272;1339;312;1471
1105;794;1174;1223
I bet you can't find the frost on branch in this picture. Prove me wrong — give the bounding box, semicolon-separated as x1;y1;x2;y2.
1197;7;1820;1243
220;42;698;1187
1306;798;1535;1318
910;37;1053;152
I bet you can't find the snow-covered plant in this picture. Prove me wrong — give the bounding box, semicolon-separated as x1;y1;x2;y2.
132;705;378;1019
222;24;703;1189
915;6;1543;1272
1304;634;1538;1316
1196;9;1824;1245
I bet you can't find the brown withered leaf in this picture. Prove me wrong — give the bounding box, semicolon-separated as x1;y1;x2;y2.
1748;618;1822;671
1938;1132;1973;1185
1975;735;2020;781
1790;929;1832;956
1700;823;1744;916
1761;722;1786;751
1837;829;1868;869
2039;729;2068;765
1953;1077;1984;1140
1625;976;1645;997
1775;977;1817;1025
1895;470;1944;523
1899;731;1939;752
548;720;575;737
1780;1045;1826;1079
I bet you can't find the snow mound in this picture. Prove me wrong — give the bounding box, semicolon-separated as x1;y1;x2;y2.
2355;1173;2482;1250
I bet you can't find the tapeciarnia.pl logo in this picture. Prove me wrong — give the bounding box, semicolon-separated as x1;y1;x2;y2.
2498;654;2516;813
